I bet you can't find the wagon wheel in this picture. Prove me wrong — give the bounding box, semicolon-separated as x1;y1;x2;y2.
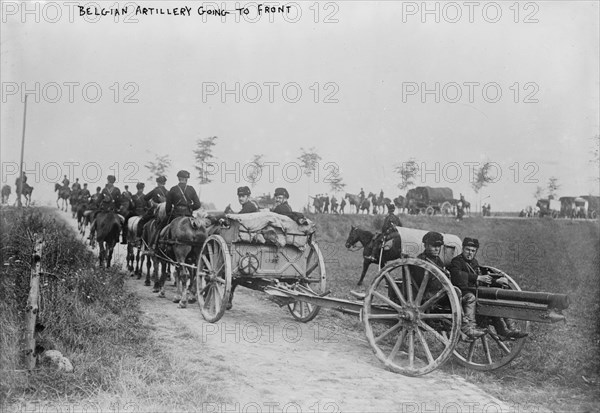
452;266;529;370
440;202;453;216
425;206;435;216
591;210;598;219
287;240;327;322
196;235;232;323
363;258;461;376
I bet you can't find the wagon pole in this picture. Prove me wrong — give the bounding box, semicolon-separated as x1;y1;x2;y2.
17;94;29;208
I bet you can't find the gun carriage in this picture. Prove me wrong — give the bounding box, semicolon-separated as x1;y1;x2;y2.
193;214;569;376
405;186;455;216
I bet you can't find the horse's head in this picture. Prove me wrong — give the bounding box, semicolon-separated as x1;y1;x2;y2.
54;183;61;192
345;225;359;249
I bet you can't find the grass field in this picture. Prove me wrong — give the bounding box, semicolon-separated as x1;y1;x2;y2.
307;212;600;412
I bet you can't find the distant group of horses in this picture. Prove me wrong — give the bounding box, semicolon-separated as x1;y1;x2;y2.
1;183;34;207
63;184;209;308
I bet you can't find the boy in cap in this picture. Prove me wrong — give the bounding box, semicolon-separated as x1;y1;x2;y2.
237;186;258;214
272;187;292;214
449;237;527;339
417;231;445;270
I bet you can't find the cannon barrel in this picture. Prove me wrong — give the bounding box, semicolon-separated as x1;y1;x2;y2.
477;287;570;311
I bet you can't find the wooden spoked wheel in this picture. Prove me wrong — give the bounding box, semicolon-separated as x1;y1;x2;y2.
363;258;461;376
287;240;327;322
196;235;232;323
425;206;435;216
452;267;529;370
440;202;453;216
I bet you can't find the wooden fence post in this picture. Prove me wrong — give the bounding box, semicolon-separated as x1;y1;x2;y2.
24;235;43;370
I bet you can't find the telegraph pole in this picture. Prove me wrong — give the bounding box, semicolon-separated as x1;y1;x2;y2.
17;94;28;208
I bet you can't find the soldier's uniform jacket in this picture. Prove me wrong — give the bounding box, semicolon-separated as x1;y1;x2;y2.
144;186;168;205
100;185;121;211
62;177;70;187
272;201;292;215
72;182;81;193
239;200;259;214
382;213;402;234
132;193;148;216
448;254;481;294
90;193;102;209
79;188;91;203
166;184;201;217
417;252;445;271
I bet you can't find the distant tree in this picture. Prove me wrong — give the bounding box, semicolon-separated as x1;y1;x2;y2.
193;136;218;186
471;161;498;194
533;186;545;200
145;153;172;182
547;177;560;200
326;165;346;193
246;154;264;188
394;158;419;190
298;147;322;211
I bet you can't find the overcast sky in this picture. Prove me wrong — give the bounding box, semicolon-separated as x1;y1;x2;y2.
1;1;599;211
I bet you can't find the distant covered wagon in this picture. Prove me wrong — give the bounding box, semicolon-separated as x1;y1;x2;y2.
581;195;600;219
405;186;454;216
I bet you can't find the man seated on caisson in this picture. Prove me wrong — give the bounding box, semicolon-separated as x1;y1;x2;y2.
448;237;527;340
237;186;259;214
272;187;292;214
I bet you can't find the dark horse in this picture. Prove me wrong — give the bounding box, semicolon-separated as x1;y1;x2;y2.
154;216;207;308
54;183;70;211
92;211;122;267
1;185;11;204
345;226;403;286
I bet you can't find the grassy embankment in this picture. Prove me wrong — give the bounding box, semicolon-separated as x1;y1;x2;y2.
0;207;221;411
306;212;600;412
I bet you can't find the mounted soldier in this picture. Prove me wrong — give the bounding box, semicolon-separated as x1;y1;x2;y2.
365;203;403;262
79;183;91;204
121;183;146;244
62;175;70;188
88;176;121;241
136;176;169;237
71;178;81;196
237;186;259;213
359;187;365;203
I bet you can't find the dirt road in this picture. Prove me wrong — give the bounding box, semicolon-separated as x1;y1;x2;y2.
63;212;531;413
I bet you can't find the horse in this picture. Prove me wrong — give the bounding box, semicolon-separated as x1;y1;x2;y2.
154;215;208;308
1;185;11;204
93;211;122;267
345;225;403;286
54;183;70;211
393;195;408;214
369;192;391;214
345;193;371;214
17;184;34;207
126;216;147;278
69;192;80;218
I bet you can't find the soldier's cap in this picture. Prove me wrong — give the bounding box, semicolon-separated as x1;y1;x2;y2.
136;182;145;189
96;186;101;191
107;175;116;183
462;237;480;249
387;203;395;211
422;231;444;247
156;176;167;184
177;170;191;178
274;187;289;198
237;186;251;196
124;185;129;189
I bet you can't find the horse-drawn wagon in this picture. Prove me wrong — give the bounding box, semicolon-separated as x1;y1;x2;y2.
191;215;569;377
405;186;455;216
195;212;327;322
536;199;560;218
